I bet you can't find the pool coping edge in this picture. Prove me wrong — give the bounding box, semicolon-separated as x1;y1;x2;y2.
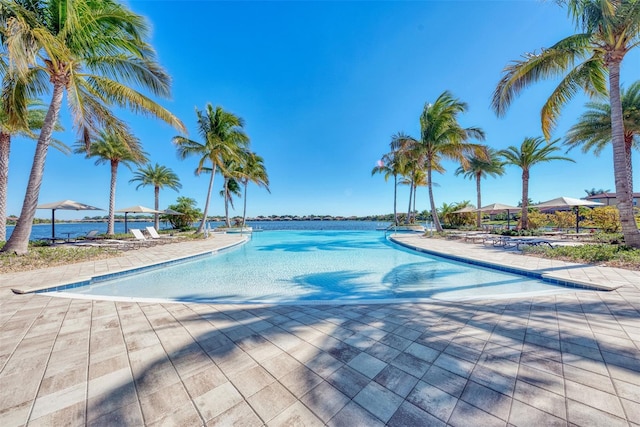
389;236;622;292
11;237;249;295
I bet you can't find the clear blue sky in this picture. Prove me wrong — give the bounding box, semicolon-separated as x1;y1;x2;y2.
7;0;640;220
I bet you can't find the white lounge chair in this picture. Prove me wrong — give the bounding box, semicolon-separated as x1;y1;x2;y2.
130;228;156;246
145;226;176;242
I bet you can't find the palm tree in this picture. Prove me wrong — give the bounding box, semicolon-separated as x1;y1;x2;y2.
499;137;574;230
585;187;611;196
173;104;249;234
455;147;505;227
395;91;486;232
237;151;269;229
372;134;411;226
566;81;640;194
492;0;640;246
219;176;242;226
0;92;66;241
0;0;185;254
75;130;148;235
129;163;181;230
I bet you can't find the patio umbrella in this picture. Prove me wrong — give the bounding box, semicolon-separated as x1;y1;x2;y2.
452;206;476;213
475;203;520;229
36;199;103;240
533;196;604;233
163;208;184;215
115;205;164;233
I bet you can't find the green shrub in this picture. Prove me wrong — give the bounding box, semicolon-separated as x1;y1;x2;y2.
525;243;640;266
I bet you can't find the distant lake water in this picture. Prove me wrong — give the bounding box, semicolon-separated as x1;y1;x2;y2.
5;220;393;241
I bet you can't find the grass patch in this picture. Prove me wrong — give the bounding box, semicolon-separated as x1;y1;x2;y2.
524;244;640;269
0;243;123;274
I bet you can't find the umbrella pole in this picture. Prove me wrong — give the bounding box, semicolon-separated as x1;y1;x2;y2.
51;209;55;240
507;210;510;230
576;208;579;234
125;213;128;234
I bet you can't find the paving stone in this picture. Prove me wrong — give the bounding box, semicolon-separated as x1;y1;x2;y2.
228;365;276;398
508;399;565;427
268;401;324;427
433;352;474;378
567;399;629;427
407;380;458;422
565;379;625;417
194;382;244;422
280;365;324;398
512;379;566;420
327;401;384;427
448;400;505;427
207;401;262;427
387;401;446;427
301;381;349;422
347;352;387;379
353;381;404;423
326;365;370;398
461;380;512;421
422;364;468;398
391;352;431;377
374;365;419;398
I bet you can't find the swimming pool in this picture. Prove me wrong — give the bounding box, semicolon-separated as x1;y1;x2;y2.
47;230;588;304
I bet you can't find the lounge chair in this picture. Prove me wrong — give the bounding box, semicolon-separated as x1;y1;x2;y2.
145;226;176;242
83;230;101;240
503;238;554;250
130;228;156;247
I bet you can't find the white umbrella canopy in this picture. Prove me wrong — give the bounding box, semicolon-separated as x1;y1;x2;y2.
115;205;164;233
475;203;520;229
533;196;604;209
533;197;604;233
475;202;520;213
163;208;184;215
452;206;476;214
36;199;103;239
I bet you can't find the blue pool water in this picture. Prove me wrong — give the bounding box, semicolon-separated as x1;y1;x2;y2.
49;230;587;304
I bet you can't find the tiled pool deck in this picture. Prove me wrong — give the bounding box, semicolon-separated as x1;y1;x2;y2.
1;233;639;426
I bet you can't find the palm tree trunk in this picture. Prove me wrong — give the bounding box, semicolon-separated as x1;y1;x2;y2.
412;184;417;223
107;161;118;235
406;179;413;224
475;172;482;228
1;82;64;254
427;164;442;232
0;132;10;242
609;59;640;247
154;186;160;230
224;179;230;227
197;165;216;234
393;174;398;225
242;181;248;229
624;136;634;197
521;169;529;230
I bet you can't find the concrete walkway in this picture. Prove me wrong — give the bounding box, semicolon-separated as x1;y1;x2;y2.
0;233;639;426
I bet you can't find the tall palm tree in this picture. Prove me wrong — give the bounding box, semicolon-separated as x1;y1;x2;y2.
219;176;242;226
499;137;574;229
565;81;640;194
237;151;269;228
372;133;411;226
0;93;65;241
0;0;185;254
455;147;505;227
492;0;640;246
395;91;486;232
75;130;148;235
173;104;249;234
129;163;181;230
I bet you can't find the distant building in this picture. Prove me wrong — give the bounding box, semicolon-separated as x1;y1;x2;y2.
585;192;640;207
